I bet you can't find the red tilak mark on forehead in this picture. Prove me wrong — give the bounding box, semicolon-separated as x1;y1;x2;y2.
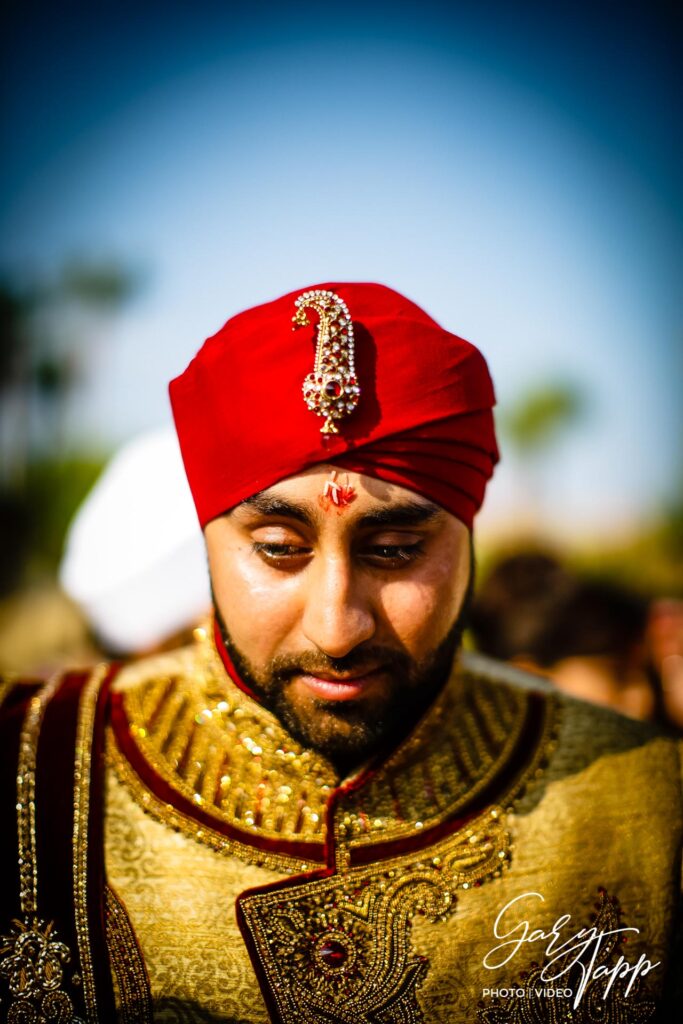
319;470;356;512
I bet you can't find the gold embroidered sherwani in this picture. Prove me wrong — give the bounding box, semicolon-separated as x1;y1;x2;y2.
1;634;681;1023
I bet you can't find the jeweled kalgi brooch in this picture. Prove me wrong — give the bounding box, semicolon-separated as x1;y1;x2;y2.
293;289;360;435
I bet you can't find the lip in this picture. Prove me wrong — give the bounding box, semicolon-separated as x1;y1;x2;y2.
297;668;386;701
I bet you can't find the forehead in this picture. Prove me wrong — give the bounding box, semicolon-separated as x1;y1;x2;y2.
232;465;448;530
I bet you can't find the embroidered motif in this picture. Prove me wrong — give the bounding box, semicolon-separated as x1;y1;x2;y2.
0;917;83;1024
477;891;656;1023
239;806;510;1023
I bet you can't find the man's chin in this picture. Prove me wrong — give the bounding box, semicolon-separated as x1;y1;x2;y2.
266;688;398;767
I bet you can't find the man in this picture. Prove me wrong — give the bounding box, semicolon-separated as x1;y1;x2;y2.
0;283;680;1023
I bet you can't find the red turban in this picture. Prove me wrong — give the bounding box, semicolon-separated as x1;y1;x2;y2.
170;282;498;528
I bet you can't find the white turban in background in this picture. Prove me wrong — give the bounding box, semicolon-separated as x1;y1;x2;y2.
59;428;210;653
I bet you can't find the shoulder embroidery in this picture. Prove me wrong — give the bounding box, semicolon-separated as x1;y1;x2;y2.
0;665;113;1024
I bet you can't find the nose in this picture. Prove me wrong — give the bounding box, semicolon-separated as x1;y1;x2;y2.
301;553;375;658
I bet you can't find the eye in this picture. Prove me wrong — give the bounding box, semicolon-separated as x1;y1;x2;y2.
252;541;311;566
362;542;425;567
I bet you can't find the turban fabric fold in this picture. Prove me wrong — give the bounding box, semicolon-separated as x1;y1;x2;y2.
170;282;499;528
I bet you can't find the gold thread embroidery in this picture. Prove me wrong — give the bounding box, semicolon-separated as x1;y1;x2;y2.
72;664;109;1022
1;674;85;1024
334;693;557;872
107;641;561;1019
254;697;557;1017
107;731;319;875
342;684;533;849
104;885;152;1023
113;639;541;860
0;917;81;1023
118;644;337;844
17;674;63;915
239;806;511;1023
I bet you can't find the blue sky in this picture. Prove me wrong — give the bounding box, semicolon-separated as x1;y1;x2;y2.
1;1;680;539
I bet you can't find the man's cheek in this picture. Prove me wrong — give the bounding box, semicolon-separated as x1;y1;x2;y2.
221;568;300;638
377;581;448;645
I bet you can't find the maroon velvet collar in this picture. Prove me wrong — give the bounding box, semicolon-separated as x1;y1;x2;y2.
212;613;263;703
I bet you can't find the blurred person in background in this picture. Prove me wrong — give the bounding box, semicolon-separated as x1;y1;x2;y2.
469;551;670;726
647;597;683;732
59;427;211;659
0;284;681;1022
0;430;211;676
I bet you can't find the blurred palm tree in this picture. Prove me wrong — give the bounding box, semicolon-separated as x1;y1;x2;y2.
502;381;587;454
498;380;589;530
492;382;682;594
0;260;142;592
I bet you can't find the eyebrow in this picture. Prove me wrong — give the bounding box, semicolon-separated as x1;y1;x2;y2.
238;493;316;527
236;493;442;529
355;500;443;529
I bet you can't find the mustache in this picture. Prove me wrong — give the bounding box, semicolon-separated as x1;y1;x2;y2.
267;644;411;680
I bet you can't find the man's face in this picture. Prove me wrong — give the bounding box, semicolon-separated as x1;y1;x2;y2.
205;466;472;771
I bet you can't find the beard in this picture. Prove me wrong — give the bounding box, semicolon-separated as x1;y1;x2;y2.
214;581;473;774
